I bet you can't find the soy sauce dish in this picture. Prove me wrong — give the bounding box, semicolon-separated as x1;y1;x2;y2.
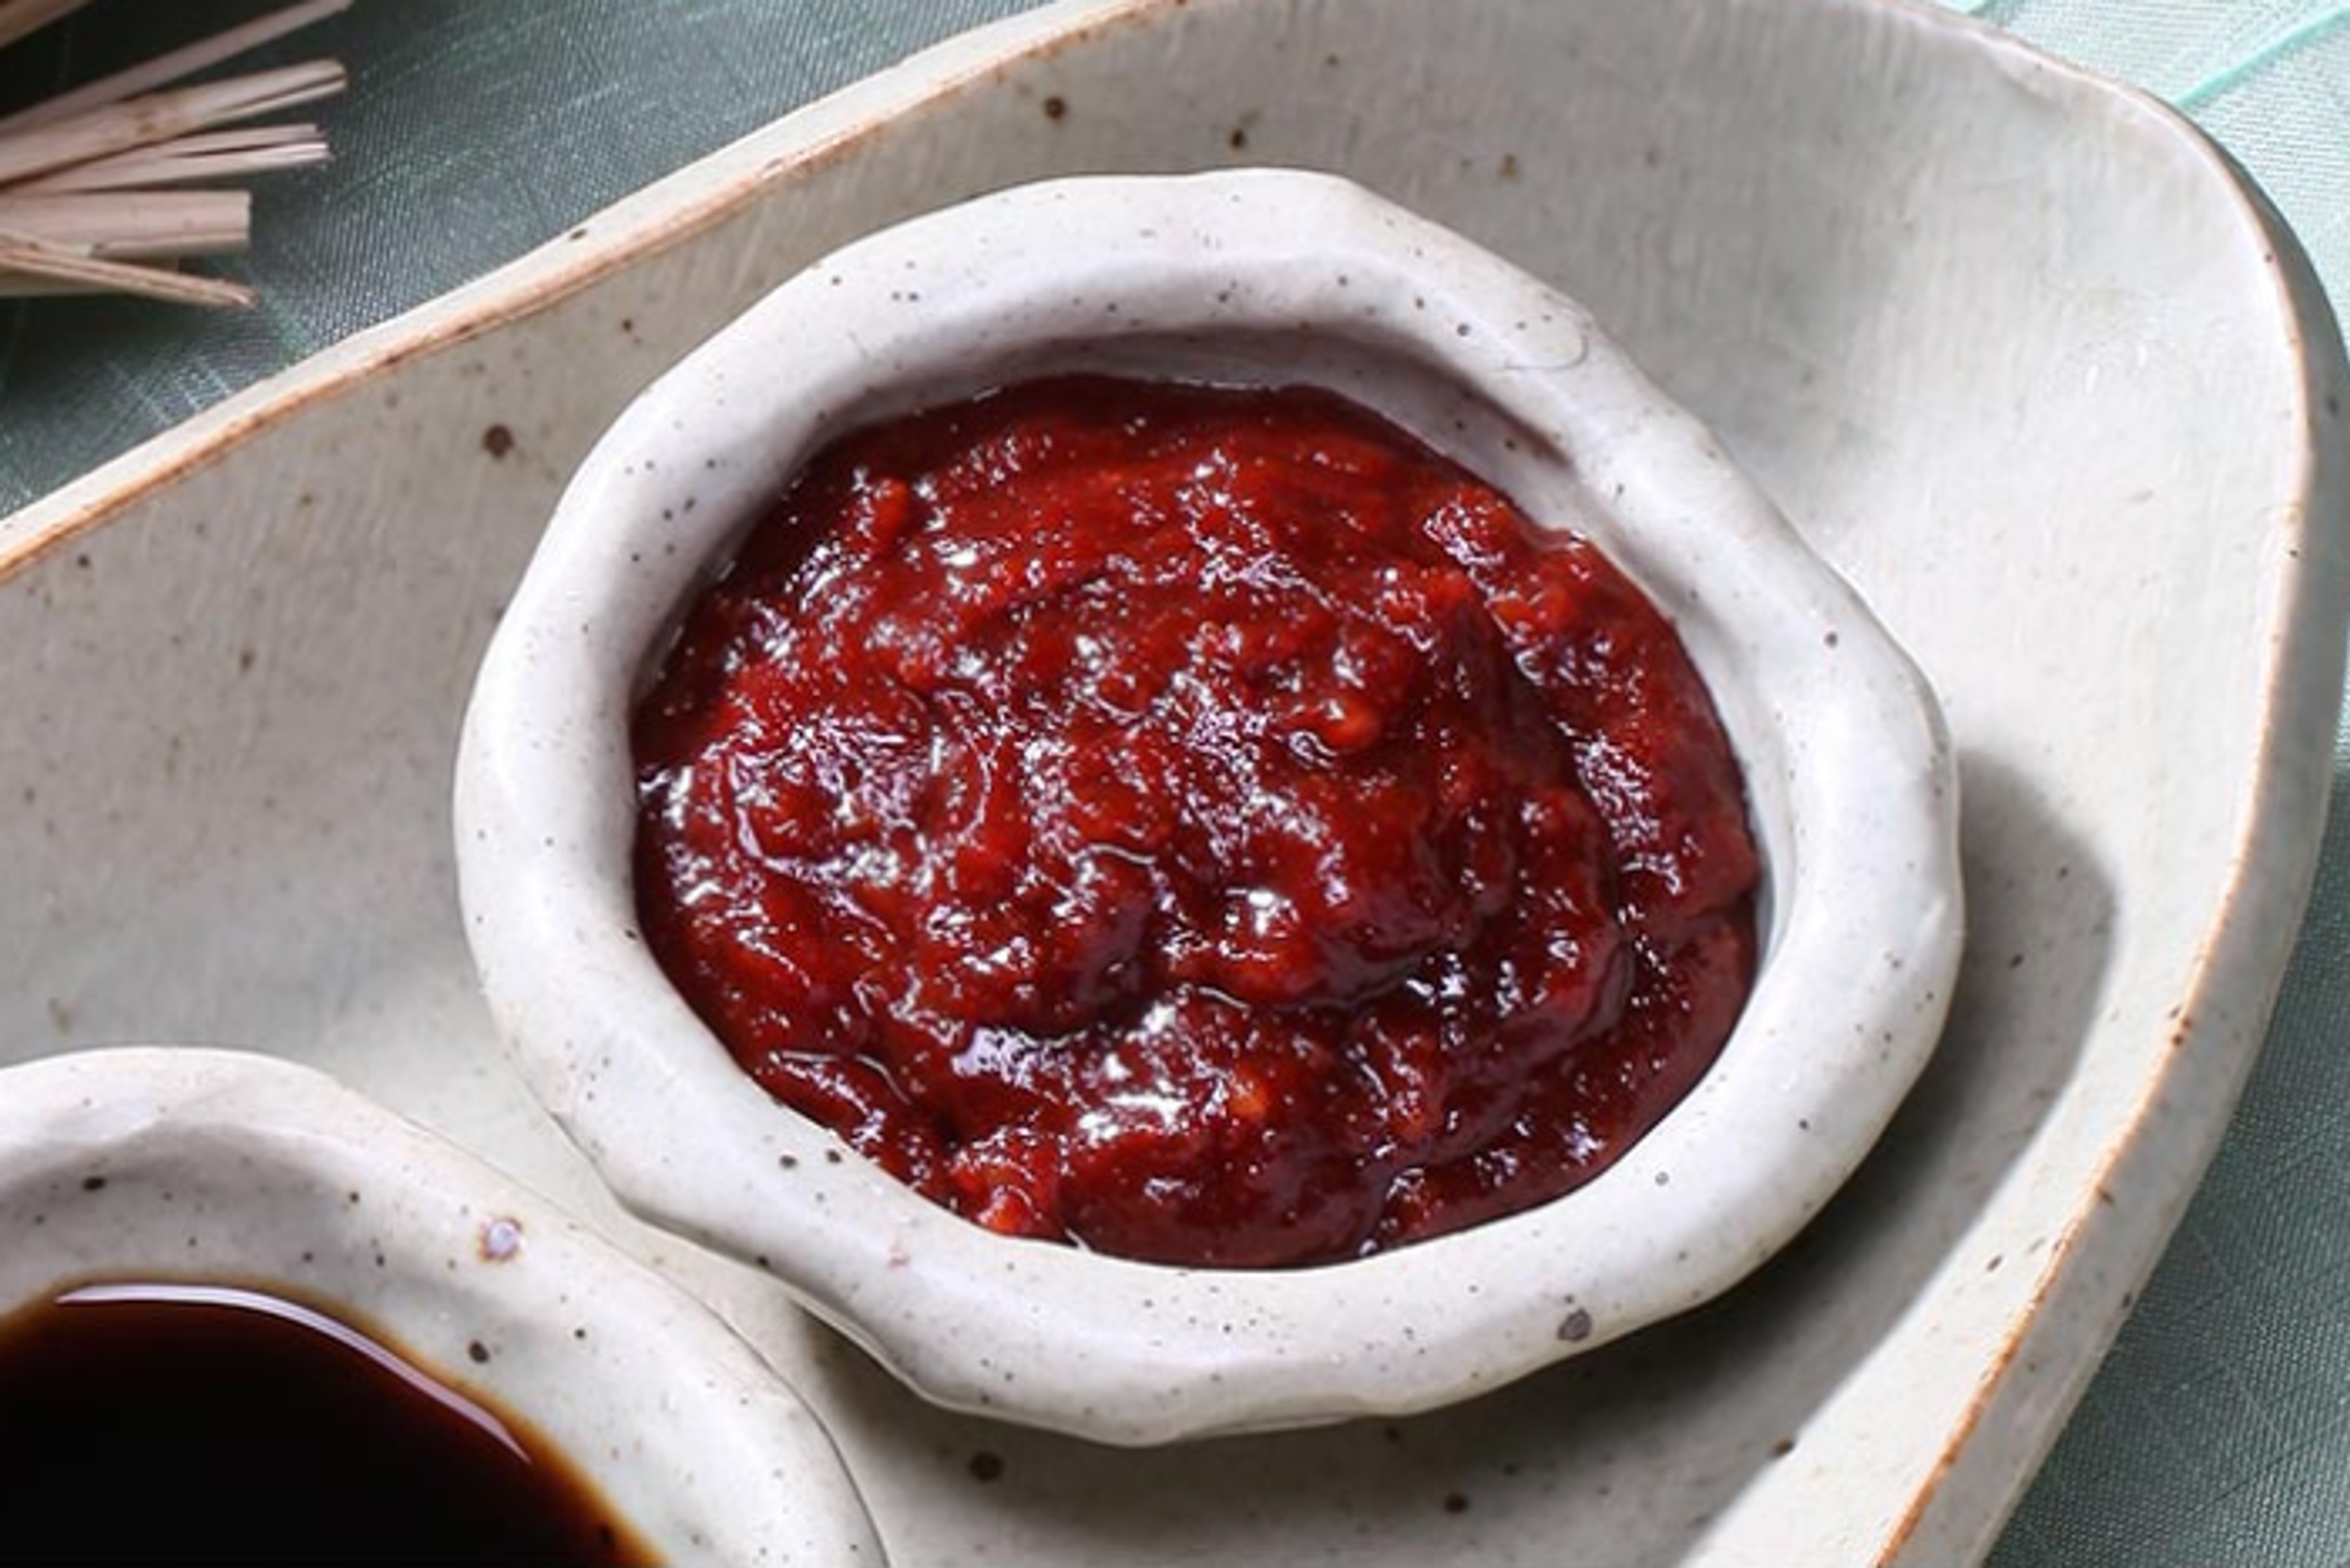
0;1049;882;1564
455;170;1963;1444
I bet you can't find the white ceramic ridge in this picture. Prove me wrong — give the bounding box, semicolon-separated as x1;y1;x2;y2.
455;168;1963;1444
0;1048;884;1565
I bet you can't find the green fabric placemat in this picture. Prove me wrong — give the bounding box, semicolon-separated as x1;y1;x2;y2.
0;0;1048;507
7;2;2350;1563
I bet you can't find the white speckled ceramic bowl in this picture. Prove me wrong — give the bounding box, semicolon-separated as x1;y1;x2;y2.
454;168;1961;1444
0;1048;883;1566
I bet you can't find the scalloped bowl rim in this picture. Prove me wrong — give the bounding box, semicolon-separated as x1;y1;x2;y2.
455;168;1963;1444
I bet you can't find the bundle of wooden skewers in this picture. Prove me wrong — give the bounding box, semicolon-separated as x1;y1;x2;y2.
0;0;346;307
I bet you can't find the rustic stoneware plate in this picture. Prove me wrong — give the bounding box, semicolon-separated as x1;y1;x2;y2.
1;0;2343;1560
0;1048;884;1567
454;166;1961;1443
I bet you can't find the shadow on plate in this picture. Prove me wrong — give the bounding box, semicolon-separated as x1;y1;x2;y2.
759;745;2117;1564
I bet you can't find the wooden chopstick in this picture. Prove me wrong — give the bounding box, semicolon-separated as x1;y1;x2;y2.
0;225;255;307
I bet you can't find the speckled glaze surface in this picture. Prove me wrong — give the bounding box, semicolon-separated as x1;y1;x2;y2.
0;0;2343;1561
0;1050;883;1567
454;168;1963;1444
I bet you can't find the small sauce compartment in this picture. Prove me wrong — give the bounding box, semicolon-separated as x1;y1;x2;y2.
0;1050;885;1562
458;168;1960;1442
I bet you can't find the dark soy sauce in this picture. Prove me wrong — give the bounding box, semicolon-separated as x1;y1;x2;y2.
0;1280;655;1564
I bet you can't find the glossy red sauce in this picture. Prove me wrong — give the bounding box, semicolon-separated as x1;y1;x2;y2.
635;376;1759;1267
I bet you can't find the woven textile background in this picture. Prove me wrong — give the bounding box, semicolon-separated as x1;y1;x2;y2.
6;2;2350;1562
0;0;1047;507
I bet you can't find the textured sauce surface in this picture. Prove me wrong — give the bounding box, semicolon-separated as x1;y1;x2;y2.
635;376;1759;1267
0;1280;653;1564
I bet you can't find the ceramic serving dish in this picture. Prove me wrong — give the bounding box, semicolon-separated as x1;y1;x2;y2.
453;167;1962;1444
0;1048;882;1567
1;0;2343;1559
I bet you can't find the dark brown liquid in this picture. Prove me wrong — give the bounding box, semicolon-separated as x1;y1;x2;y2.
0;1280;656;1564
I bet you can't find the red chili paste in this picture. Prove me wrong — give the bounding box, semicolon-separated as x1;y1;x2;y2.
634;376;1759;1267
